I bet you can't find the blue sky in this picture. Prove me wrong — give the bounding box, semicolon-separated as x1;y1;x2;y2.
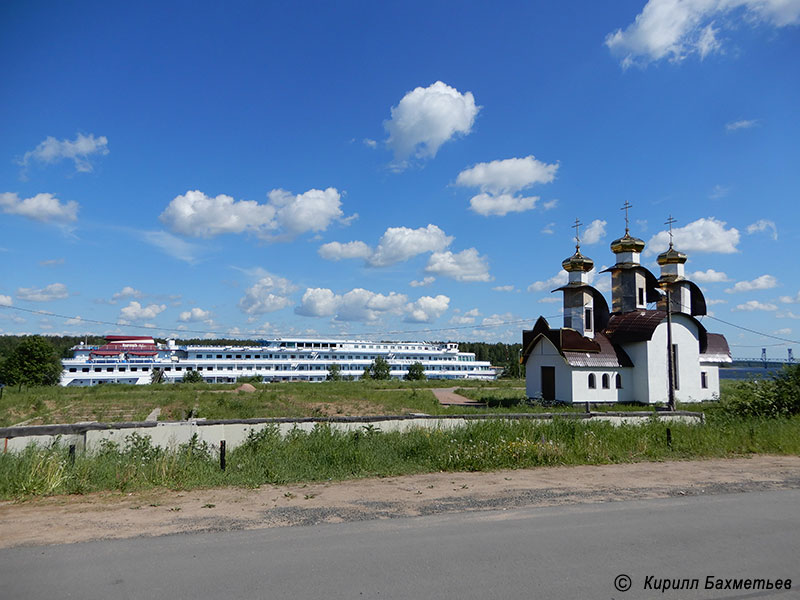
1;0;799;358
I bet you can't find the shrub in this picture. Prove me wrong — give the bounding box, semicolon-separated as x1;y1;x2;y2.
182;370;204;384
721;364;800;418
404;362;426;381
369;357;392;380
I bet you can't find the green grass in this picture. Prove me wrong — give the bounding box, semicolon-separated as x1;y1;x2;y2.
2;413;799;500
1;378;718;427
1;379;521;427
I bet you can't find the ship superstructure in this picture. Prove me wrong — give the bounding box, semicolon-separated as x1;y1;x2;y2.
61;335;498;386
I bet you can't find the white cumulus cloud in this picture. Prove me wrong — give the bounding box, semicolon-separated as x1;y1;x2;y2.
747;219;778;240
179;307;212;322
318;241;373;261
238;273;297;315
384;81;480;167
468;193;540;217
449;308;481;325
779;291;800;304
267;188;346;237
111;286;143;303
733;300;778;312
456;156;559;217
725;274;778;293
410;277;435;288
0;192;79;224
16;283;69;302
492;285;515;292
425;248;492;282
404;295;450;323
294;288;341;318
482;312;516;327
160;187;347;240
295;287;408;322
582;219;607;245
689;269;730;283
646;217;740;254
370;224;453;267
528;271;569;292
0;295;12;306
119;301;166;321
320;224;455;268
19;133;108;174
726;119;760;132
605;0;800;68
456;156;558;194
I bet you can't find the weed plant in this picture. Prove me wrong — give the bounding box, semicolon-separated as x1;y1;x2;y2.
2;414;799;500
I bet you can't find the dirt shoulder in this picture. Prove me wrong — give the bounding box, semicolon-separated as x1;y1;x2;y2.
2;455;799;549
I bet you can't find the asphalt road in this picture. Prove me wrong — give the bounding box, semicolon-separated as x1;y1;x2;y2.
3;489;798;599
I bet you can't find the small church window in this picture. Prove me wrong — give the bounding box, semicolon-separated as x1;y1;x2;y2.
585;308;593;331
588;373;596;389
602;374;610;389
700;371;708;389
638;288;645;306
615;373;622;389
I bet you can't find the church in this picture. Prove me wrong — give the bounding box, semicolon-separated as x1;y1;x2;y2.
522;209;731;405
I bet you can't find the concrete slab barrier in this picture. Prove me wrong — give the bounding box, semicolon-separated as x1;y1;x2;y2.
1;411;703;454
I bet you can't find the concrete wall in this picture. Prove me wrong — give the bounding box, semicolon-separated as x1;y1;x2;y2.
1;412;703;454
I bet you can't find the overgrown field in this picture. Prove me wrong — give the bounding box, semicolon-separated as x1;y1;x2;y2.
1;377;718;428
0;379;529;427
2;414;798;500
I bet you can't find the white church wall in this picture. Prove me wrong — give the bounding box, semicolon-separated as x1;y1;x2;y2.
623;341;654;403
571;369;623;402
647;316;714;403
698;363;721;400
525;337;573;402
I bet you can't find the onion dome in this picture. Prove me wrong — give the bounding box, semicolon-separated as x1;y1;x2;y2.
562;249;594;273
610;232;645;254
657;245;687;266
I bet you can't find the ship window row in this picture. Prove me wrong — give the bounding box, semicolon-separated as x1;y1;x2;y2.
72;367;152;373
187;353;476;363
72;364;491;373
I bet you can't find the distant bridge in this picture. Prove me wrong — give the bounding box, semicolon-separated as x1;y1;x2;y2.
728;359;793;369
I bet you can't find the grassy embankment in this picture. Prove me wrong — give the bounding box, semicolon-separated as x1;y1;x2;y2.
2;411;798;500
2;378;798;500
0;378;705;428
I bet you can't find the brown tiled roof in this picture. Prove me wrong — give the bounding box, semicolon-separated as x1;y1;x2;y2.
701;333;732;363
521;318;632;368
605;310;666;343
563;333;633;368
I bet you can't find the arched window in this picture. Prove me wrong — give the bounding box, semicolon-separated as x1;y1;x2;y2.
602;374;610;389
615;373;623;389
588;373;596;389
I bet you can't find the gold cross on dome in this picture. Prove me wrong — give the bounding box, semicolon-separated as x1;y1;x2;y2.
621;201;632;234
571;218;583;249
665;215;677;248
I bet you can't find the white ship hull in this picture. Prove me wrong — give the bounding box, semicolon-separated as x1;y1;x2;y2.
61;336;499;386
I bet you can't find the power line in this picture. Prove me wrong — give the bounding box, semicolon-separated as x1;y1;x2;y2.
701;314;800;345
654;298;799;346
3;299;796;347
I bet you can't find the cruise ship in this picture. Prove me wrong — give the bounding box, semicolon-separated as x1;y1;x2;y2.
60;336;499;386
